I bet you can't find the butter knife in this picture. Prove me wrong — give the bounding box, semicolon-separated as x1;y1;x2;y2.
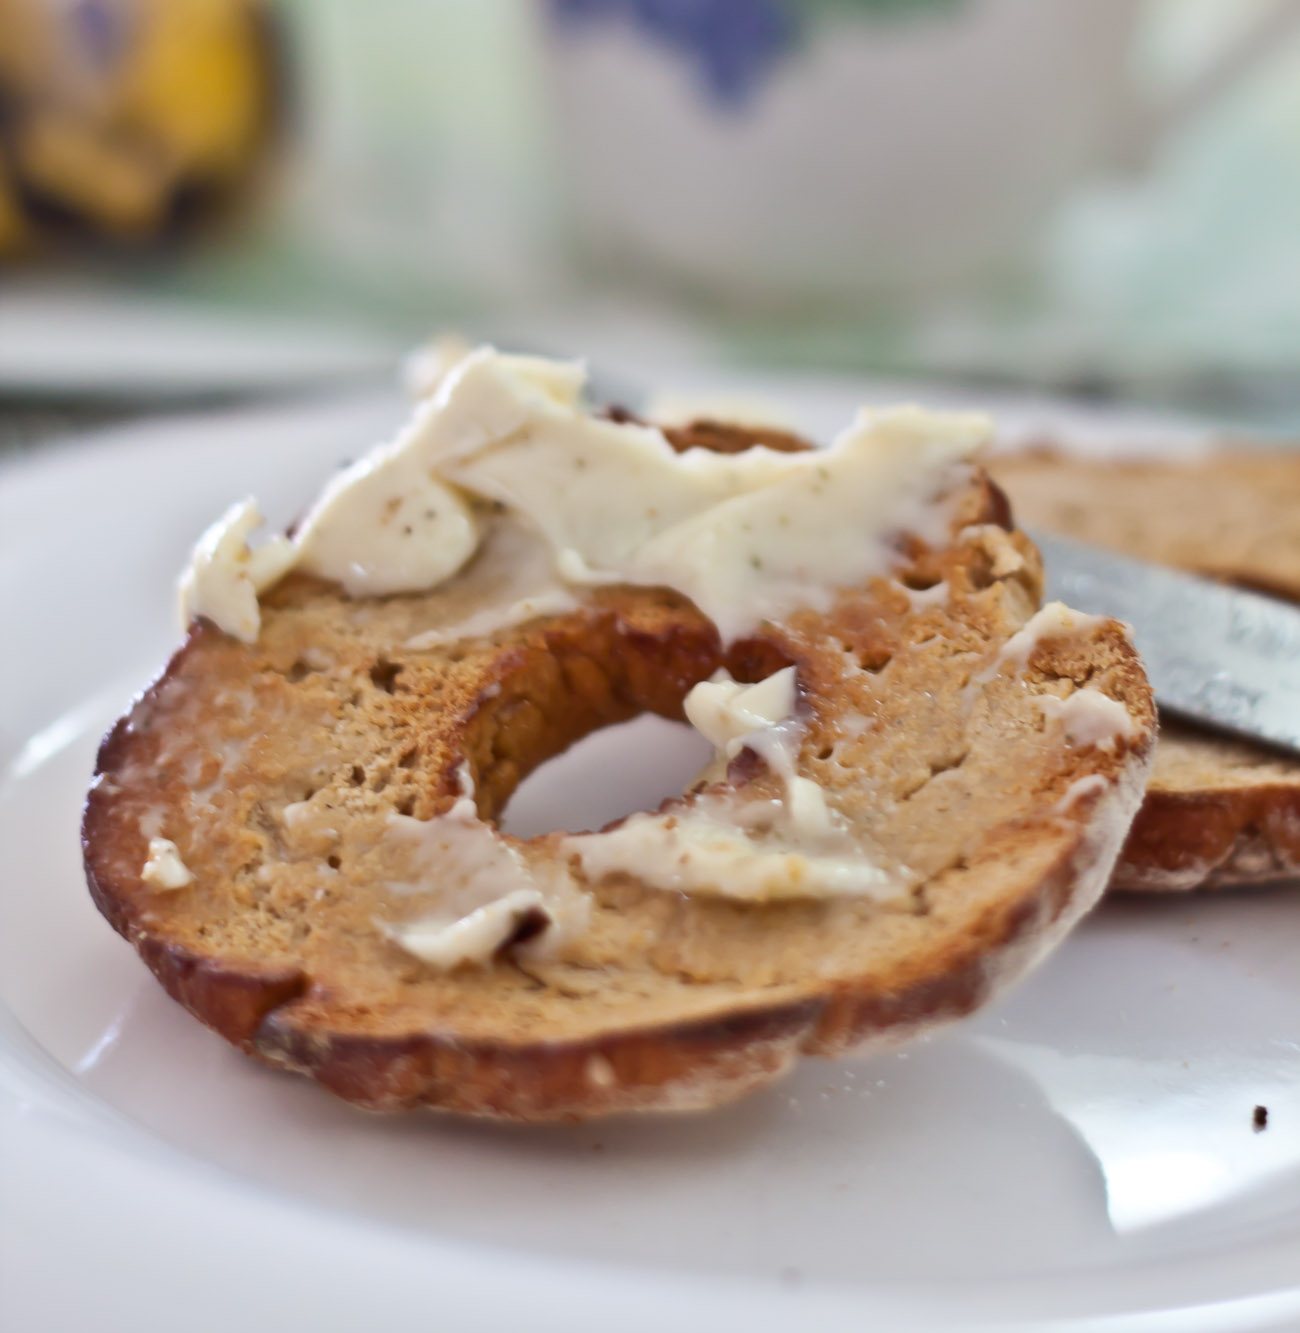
1031;528;1300;757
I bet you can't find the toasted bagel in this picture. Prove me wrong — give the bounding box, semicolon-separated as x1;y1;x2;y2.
991;446;1300;892
84;413;1154;1120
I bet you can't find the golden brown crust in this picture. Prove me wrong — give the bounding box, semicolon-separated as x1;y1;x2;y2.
245;816;1113;1119
662;417;816;456
991;446;1300;893
1112;724;1300;891
82;424;1154;1119
602;407;812;457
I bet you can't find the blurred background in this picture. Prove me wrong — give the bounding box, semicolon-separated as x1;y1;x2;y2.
4;0;1300;447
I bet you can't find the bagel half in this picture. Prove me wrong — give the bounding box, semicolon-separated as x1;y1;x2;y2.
83;409;1154;1121
990;446;1300;892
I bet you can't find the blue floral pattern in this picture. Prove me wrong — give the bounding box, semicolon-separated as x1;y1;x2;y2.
550;0;793;107
549;0;962;108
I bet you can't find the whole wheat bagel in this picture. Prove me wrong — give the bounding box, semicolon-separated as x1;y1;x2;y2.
83;395;1154;1121
990;446;1300;892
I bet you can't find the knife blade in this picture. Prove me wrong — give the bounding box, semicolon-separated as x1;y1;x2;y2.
1030;528;1300;757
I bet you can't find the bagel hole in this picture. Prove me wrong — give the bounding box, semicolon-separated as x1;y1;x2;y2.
499;715;715;839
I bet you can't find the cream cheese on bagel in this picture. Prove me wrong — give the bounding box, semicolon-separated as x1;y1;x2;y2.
180;348;990;646
161;348;1136;974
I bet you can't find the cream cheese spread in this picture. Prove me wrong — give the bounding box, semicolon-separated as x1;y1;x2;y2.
563;795;901;903
564;665;904;905
1053;773;1109;814
177;499;296;644
995;602;1111;674
392;888;551;970
683;667;798;756
141;837;193;889
404;588;579;650
402;332;472;400
178;348;989;643
976;601;1137;751
384;765;591;969
1037;688;1138;752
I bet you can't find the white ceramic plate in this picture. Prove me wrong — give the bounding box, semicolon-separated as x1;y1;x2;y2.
0;286;399;399
2;385;1298;1333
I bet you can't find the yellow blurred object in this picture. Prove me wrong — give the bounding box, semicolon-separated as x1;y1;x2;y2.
0;161;29;252
13;113;166;236
120;0;271;178
0;0;279;255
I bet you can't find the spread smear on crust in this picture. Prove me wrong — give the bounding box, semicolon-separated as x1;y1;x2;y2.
179;347;990;646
